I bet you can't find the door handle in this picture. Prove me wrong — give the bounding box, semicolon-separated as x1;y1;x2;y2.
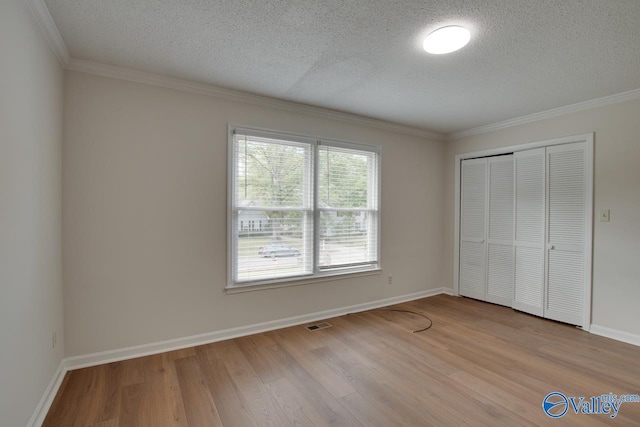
547;244;555;250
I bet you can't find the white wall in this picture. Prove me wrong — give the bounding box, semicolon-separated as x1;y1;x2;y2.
62;71;445;357
0;1;65;426
444;98;640;336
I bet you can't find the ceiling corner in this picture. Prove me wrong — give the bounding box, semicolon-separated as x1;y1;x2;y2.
25;0;70;66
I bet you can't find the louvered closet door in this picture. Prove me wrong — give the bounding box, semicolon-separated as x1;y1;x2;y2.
486;155;514;307
545;142;587;326
513;148;545;316
459;158;487;300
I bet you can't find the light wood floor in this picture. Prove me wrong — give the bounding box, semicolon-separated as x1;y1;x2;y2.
45;295;640;426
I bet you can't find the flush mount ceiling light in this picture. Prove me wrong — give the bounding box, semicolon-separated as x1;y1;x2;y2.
423;26;471;54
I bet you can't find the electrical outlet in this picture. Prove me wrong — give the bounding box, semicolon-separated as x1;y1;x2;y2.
387;275;393;285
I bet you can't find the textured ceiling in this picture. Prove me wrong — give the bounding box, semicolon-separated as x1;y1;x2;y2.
44;0;640;134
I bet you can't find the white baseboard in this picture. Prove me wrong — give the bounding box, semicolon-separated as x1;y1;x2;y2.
64;288;448;371
27;360;66;427
590;324;640;347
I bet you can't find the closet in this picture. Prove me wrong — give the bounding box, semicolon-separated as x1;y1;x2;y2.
458;135;592;327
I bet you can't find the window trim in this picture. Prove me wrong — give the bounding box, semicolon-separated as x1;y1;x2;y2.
227;124;382;290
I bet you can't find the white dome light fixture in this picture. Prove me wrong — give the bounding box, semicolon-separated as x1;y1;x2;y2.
423;26;471;54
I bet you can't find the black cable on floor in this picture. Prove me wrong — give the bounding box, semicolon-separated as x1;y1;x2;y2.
349;308;433;333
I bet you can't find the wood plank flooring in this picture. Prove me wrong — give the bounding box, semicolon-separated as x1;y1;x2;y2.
44;295;640;426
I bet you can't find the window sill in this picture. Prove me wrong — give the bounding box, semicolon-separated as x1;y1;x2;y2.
226;267;382;294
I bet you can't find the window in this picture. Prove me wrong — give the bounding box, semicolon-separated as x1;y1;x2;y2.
229;126;380;288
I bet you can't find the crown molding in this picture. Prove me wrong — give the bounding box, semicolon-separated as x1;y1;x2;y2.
448;87;640;140
24;0;443;140
65;58;445;141
25;0;70;66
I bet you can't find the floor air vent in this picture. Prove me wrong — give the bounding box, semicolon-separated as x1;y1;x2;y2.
305;322;332;331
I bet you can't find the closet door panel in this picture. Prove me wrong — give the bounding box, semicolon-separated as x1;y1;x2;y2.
459;159;487;300
486;155;514;306
460;241;486;299
515;154;545;242
488;157;514;241
513;148;545;316
487;244;513;305
547;251;584;323
461;160;486;239
514;246;544;313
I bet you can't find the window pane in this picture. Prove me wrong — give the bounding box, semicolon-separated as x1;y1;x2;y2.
319;146;375;209
233;134;314;283
319;210;377;268
235;136;312;208
236;210;313;282
318;144;379;270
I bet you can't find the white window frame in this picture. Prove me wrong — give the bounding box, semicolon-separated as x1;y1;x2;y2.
227;125;381;291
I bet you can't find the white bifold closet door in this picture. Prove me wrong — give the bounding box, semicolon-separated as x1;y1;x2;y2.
460;155;514;305
545;142;588;326
459;158;487;301
513;143;589;326
513;148;546;317
486;156;514;306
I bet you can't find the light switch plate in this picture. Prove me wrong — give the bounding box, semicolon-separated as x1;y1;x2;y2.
600;209;610;222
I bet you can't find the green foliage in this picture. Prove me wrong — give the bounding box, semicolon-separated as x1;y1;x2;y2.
237;140;307;207
236;138;373;241
319;148;369;208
